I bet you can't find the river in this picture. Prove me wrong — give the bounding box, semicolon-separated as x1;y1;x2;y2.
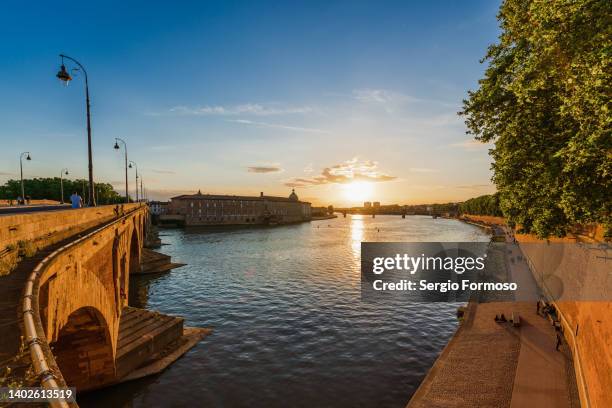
79;215;489;408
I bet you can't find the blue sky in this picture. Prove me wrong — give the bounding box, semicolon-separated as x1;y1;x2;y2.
0;1;501;205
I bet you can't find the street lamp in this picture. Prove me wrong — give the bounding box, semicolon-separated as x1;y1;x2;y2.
114;138;129;203
140;176;144;203
129;161;138;202
19;152;31;204
60;168;69;204
56;54;96;206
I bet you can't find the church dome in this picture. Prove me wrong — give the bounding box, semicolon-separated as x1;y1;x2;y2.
289;189;298;201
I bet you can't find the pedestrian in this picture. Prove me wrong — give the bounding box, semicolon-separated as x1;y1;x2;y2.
70;191;83;209
556;333;562;351
536;301;540;315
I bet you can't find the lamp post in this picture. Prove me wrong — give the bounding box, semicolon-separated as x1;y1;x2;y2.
129;161;138;202
56;54;96;206
140;176;144;203
60;168;69;204
19;152;31;204
113;138;129;203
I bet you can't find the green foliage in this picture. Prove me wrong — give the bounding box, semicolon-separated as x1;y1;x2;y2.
459;194;502;217
0;177;126;205
461;0;611;238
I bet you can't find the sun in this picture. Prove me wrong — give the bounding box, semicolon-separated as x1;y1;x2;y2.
342;181;373;203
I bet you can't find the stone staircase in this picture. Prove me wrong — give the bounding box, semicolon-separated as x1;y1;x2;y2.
138;248;185;274
115;307;184;379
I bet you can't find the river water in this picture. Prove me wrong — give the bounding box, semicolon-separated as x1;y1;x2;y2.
80;215;489;408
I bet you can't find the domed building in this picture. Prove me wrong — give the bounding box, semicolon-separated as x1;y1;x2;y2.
166;189;311;226
289;189;299;201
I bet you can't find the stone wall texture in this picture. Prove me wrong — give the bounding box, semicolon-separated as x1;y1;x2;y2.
0;204;142;250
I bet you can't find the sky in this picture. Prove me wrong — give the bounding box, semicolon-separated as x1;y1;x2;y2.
0;0;501;206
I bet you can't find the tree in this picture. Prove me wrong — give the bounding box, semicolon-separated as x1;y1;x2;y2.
0;178;125;205
461;0;611;238
459;194;502;217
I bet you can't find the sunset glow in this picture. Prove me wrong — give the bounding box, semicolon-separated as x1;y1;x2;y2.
342;181;373;203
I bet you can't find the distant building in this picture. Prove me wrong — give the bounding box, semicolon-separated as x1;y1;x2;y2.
163;189;311;226
373;202;380;208
149;201;169;215
364;201;372;208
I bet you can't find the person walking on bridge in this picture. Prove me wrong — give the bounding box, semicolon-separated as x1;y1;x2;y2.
70;191;83;209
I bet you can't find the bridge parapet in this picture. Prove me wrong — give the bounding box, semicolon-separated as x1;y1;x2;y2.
0;203;143;253
20;204;148;405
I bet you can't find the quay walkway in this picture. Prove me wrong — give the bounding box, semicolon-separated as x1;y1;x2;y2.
407;229;579;408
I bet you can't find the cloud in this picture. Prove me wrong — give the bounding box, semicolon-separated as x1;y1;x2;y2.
353;89;419;104
449;139;491;151
284;158;396;187
228;119;330;134
247;165;283;174
303;163;314;174
150;169;176;174
168;103;313;116
0;171;15;176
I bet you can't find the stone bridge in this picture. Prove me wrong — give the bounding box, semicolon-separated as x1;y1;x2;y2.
0;204;203;407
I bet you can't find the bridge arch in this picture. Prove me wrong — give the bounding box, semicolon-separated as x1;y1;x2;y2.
50;306;115;391
129;223;141;274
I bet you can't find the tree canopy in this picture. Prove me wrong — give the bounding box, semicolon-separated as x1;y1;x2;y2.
0;178;126;204
461;0;611;238
459;194;503;217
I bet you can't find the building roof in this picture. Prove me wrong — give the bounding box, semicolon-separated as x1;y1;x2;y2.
170;192;310;204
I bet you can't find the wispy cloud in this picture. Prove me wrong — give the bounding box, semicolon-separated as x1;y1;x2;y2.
353;89;419;104
168;103;313;116
150;169;176;175
229;119;330;134
284;158;396;187
247;165;283;174
449;139;491;151
303;163;314;174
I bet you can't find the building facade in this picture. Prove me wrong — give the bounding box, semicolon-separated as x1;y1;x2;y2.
148;201;169;215
165;189;311;226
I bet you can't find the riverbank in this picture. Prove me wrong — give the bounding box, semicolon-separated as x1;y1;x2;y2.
407;217;587;408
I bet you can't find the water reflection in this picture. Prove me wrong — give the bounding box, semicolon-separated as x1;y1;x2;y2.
350;215;365;256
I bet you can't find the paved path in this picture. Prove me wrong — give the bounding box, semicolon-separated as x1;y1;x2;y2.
407;229;578;407
0;204;69;215
502;228;574;408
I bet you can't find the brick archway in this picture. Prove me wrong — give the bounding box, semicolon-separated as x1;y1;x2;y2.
50;306;115;392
